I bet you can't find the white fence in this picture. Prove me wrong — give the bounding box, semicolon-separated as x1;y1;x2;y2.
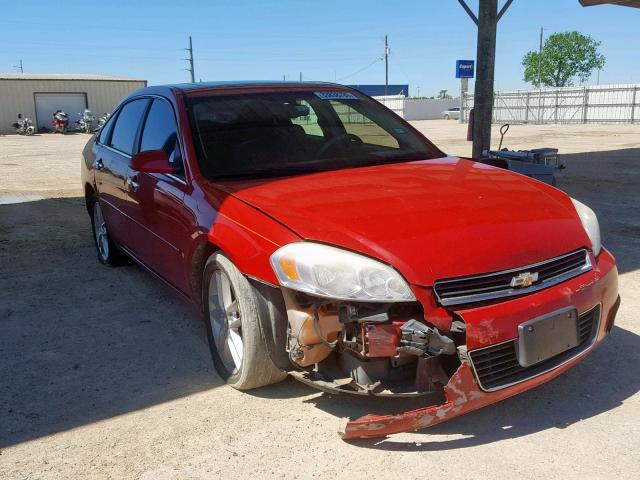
374;96;462;120
462;84;640;124
403;98;460;120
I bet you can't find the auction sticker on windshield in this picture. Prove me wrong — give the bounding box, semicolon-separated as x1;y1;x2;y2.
314;91;358;100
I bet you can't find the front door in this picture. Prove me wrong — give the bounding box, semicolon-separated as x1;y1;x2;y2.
127;97;194;294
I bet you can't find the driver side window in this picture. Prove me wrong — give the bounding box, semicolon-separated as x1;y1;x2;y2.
291;100;324;138
140;98;183;176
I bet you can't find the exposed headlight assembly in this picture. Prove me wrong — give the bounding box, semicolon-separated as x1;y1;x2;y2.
270;242;416;302
571;198;601;256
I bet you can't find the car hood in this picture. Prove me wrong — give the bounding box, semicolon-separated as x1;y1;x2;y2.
214;157;590;286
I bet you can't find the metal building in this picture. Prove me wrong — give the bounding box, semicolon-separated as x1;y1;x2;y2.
0;73;147;134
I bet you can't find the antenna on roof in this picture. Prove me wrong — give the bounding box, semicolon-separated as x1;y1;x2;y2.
13;60;23;73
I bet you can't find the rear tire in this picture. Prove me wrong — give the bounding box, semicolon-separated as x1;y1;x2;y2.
444;114;450;120
89;199;130;266
203;252;287;390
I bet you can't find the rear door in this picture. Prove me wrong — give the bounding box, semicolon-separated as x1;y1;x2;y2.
93;98;150;251
127;97;193;293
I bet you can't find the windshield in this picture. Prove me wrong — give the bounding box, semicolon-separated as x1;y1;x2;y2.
187;89;441;179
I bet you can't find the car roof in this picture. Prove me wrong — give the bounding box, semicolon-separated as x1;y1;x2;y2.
172;80;339;90
126;81;348;99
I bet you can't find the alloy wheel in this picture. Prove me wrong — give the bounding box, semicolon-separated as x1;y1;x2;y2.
209;270;244;374
93;202;110;261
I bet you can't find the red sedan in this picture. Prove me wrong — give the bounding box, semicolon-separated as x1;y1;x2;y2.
81;82;620;439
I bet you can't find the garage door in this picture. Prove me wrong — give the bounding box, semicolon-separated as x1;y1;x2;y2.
34;93;87;131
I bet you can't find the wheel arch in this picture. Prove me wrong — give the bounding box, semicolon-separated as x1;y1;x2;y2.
192;237;292;371
189;236;220;311
84;182;97;215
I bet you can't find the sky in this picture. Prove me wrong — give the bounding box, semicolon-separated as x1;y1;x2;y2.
1;0;639;96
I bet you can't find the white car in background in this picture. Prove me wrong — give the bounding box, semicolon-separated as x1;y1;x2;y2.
442;107;460;120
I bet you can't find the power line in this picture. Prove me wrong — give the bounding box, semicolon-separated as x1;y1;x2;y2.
337;57;382;82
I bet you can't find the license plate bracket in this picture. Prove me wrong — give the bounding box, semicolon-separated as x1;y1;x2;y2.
517;307;579;368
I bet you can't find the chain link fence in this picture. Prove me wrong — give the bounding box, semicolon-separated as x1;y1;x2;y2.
462;84;640;124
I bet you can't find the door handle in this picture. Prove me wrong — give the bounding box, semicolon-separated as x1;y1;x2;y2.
126;174;140;191
96;158;104;170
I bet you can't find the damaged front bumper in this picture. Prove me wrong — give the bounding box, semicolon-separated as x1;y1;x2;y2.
342;250;619;440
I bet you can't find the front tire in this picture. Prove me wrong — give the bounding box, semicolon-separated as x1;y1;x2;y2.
203;253;287;390
444;114;450;120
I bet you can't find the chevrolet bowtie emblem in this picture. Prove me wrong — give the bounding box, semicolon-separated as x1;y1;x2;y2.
510;271;539;288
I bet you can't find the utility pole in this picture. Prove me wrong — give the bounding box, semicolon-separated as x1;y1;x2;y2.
458;0;513;159
14;59;23;73
384;34;389;96
185;36;195;83
472;0;498;159
299;72;302;82
537;27;543;87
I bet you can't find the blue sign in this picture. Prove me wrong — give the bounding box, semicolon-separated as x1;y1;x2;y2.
456;60;475;79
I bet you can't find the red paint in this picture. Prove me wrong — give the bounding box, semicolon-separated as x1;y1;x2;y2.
219;158;589;287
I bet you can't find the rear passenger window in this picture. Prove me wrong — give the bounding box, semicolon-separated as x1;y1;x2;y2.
97;115;114;144
109;99;149;155
140;99;180;165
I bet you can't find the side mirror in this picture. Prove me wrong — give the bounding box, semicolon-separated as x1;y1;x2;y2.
130;150;173;174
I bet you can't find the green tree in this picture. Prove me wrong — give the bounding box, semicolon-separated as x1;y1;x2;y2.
522;31;606;87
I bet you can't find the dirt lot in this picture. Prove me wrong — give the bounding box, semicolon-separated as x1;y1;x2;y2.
1;123;639;479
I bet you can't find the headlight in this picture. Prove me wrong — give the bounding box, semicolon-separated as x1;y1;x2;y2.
571;198;601;256
270;242;415;302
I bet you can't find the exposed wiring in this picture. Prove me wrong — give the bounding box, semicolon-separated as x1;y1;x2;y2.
312;305;339;349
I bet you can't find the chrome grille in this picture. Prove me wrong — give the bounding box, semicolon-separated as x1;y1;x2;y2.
468;305;601;391
433;249;591;306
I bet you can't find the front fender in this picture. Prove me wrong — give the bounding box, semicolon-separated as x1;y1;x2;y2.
207;194;301;284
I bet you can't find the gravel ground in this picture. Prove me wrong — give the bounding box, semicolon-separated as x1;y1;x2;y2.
1;123;639;479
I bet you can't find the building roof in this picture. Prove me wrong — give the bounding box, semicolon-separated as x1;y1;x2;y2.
0;73;146;82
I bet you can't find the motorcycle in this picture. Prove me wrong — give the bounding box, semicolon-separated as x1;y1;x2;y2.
75;108;95;134
52;110;69;134
12;114;36;135
97;112;110;129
